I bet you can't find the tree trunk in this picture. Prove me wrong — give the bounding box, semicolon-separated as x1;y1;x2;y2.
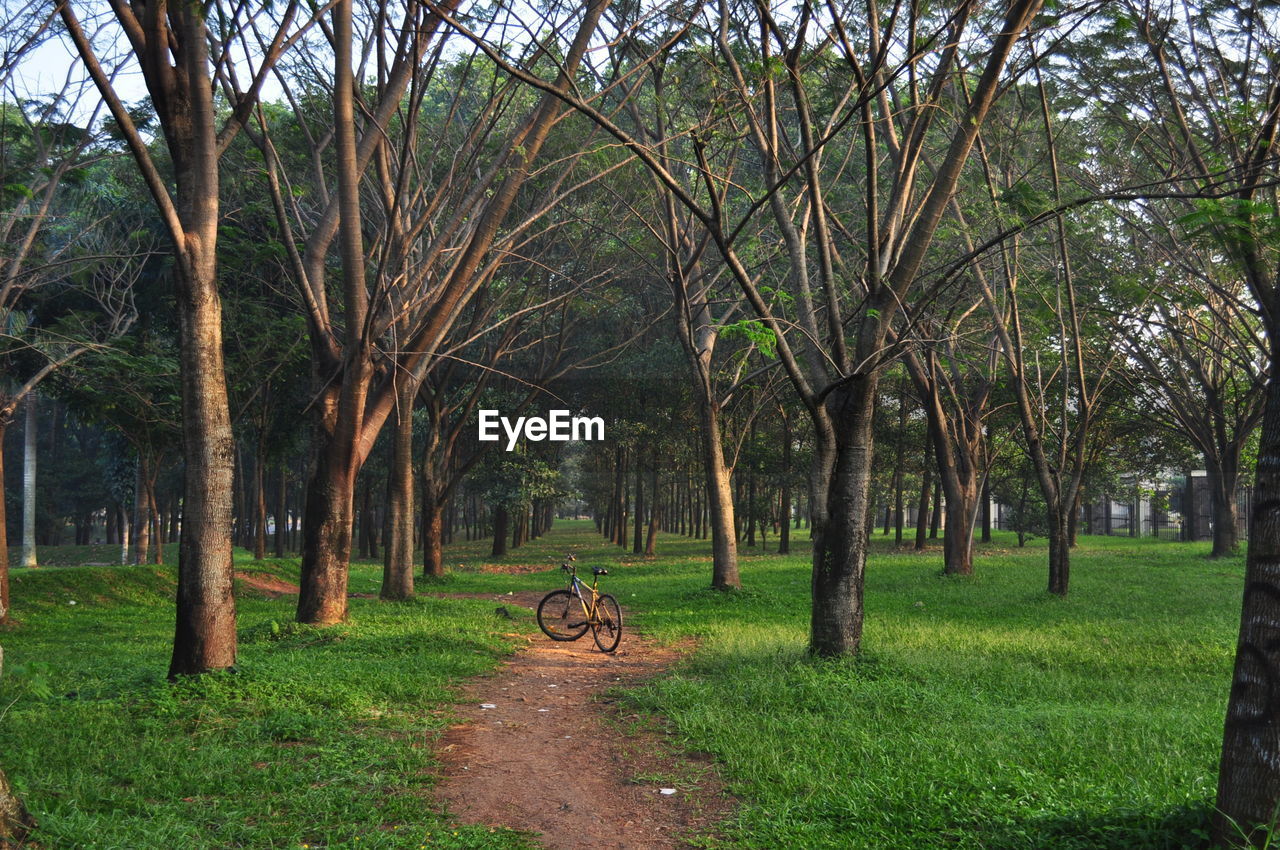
275;463;288;557
645;457;660;556
632;458;644;554
1216;344;1280;845
492;506;510;557
296;439;356;625
21;395;36;568
1047;502;1070;596
1184;469;1197;542
421;493;445;579
808;378;877;657
981;476;992;543
702;404;741;589
0;421;9;626
780;413;792;556
916;441;932;551
168;243;239;676
149;477;162;565
929;480;942;538
941;477;978;577
254;433;267;561
1068;488;1081;547
747;423;758;547
1208;456;1241;557
612;447;626;546
133;457;150;566
119;502;130;565
381;376;415;600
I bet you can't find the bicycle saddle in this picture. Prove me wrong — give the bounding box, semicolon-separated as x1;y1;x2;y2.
592;567;608;576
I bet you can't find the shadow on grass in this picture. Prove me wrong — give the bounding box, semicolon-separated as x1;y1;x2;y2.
976;803;1212;850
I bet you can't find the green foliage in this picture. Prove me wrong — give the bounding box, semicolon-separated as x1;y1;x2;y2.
1178;198;1280;255
717;318;777;358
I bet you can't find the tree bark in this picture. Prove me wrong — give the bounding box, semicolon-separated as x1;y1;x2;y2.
1207;455;1242;557
20;395;36;568
381;375;416;600
632;457;644;554
0;421;9;625
254;431;267;561
421;492;445;579
981;476;992;543
808;377;877;657
275;463;288;557
1047;507;1070;596
1217;342;1280;845
930;480;942;538
645;455;660;556
916;439;932;551
133;457;150;566
492;505;510;557
296;439;356;624
780;411;792;555
703;403;741;588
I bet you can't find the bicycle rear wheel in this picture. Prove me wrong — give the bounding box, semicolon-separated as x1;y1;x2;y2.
537;589;589;641
591;594;623;652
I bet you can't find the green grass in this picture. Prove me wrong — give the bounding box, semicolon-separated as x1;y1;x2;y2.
1;559;538;849
2;520;1242;848
429;522;1239;849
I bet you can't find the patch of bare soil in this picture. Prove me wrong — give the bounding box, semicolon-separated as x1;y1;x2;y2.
434;592;733;849
233;571;299;598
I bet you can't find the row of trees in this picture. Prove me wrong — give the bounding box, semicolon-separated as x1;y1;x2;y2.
0;0;1276;843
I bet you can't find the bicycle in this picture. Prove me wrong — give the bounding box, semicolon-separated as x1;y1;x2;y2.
536;554;623;652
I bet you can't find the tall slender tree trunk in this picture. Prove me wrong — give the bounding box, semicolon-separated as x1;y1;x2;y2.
633;458;644;554
916;439;932;551
981;476;992;543
149;479;162;565
0;421;9;625
254;431;267;560
21;395;36;568
275;463;288;557
703;403;741;588
297;0;371;625
646;455;660;556
1184;469;1198;542
421;490;445;578
492;506;510;557
133;457;150;565
780;412;792;555
1047;500;1070;596
381;376;415;600
169;236;238;675
930;479;942;538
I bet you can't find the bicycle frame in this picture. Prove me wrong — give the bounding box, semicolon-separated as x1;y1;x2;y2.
563;565;602;623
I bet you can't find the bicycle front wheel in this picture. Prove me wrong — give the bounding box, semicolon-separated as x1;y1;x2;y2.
537;589;589;641
591;594;623;652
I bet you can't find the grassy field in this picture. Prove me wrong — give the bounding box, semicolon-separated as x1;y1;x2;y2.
1;520;1241;848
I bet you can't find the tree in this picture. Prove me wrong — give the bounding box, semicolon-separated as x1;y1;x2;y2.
461;0;1053;654
247;0;611;623
58;0;313;675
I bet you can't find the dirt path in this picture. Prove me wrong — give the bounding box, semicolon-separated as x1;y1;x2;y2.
434;591;731;849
